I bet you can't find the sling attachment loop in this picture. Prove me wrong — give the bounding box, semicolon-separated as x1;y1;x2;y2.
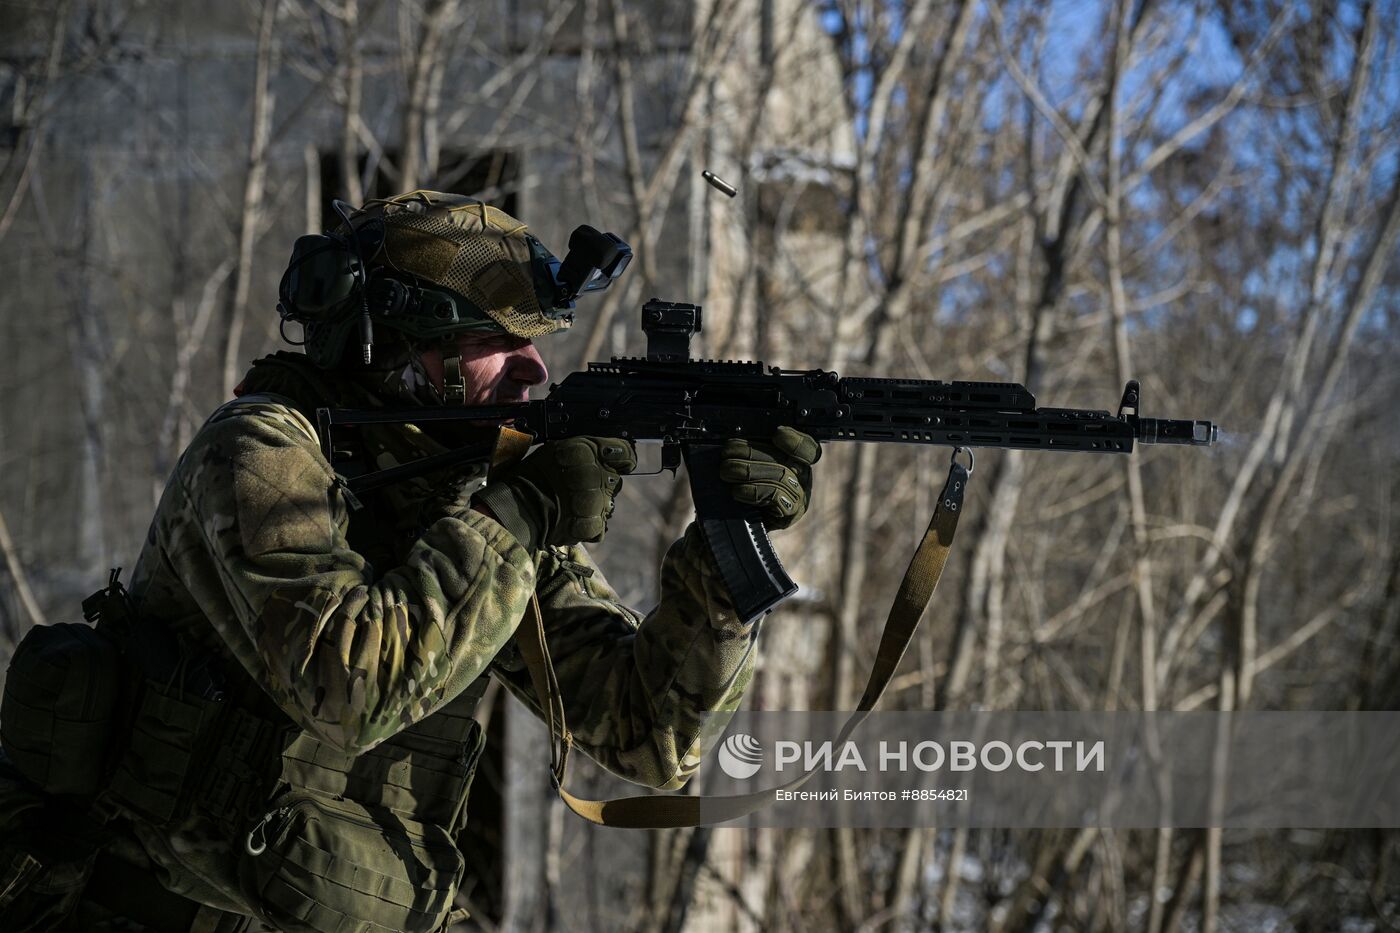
950;445;974;475
515;456;973;828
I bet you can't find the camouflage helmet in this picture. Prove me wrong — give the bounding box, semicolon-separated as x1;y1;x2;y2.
366;190;571;338
287;190;572;368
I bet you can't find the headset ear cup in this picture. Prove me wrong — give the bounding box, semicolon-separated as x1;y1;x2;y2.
277;231;370;368
282;235;360;320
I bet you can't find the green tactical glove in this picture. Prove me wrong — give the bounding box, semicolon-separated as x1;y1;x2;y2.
473;437;637;550
718;426;822;530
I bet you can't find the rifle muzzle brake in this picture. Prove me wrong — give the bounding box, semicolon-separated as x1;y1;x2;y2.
1135;418;1219;446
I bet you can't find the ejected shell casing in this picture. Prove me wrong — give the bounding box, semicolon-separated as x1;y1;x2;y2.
701;170;738;198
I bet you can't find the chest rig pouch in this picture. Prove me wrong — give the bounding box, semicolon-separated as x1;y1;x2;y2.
110;596;488;933
236;677;488;933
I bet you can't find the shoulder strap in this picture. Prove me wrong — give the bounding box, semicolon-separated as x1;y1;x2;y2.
517;457;973;828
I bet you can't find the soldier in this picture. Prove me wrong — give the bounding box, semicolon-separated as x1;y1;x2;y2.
0;191;820;931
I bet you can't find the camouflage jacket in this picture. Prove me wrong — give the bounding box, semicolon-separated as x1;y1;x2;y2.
111;352;759;914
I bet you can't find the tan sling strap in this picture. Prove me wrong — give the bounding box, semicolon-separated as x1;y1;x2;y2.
491;427;536;471
515;452;973;828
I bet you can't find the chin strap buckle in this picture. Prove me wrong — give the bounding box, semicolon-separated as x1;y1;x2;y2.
443;352;466;404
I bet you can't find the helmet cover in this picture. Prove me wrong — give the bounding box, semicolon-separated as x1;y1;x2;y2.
358;190;570;340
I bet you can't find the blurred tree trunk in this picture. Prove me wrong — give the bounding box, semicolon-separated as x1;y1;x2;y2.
0;506;45;646
398;0;461;192
219;0;280;398
0;0;69;247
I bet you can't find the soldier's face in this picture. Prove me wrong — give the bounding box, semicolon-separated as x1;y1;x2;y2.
420;332;550;405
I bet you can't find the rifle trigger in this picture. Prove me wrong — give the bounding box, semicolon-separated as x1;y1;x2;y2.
628;439;682;476
661;440;682;475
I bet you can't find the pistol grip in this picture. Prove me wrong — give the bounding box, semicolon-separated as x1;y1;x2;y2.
682;443;797;624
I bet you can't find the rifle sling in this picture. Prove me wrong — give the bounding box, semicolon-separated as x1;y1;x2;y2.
516;457;972;829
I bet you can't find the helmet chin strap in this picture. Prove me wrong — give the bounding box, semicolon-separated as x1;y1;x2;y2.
442;351;467;405
392;340;464;407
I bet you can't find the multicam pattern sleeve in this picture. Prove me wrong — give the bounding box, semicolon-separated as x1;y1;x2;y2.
165;395;536;755
492;530;760;790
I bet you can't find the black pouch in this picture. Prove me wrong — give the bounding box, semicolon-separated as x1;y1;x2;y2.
103;677;223;824
102;614;227;825
238;790;464;933
0;622;125;796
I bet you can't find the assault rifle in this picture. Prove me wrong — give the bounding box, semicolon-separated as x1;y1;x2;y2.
318;299;1218;623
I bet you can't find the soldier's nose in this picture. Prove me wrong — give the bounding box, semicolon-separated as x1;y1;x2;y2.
510;342;549;387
